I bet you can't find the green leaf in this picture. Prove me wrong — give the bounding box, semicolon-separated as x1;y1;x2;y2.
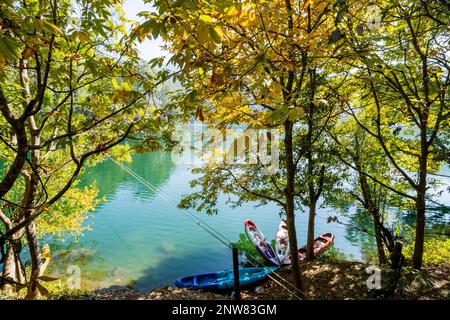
270;105;288;122
197;23;210;45
288;107;304;121
33;19;44;32
208;26;223;44
139;20;152;33
140;20;160;39
84;59;97;74
0;35;20;59
122;81;132;91
152;22;161;39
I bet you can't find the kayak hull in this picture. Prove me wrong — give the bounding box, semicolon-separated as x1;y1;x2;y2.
296;233;335;262
244;219;281;266
175;267;279;290
275;220;290;265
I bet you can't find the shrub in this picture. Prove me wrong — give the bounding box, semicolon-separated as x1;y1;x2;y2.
403;237;450;266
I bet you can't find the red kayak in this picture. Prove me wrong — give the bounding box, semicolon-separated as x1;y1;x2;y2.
296;233;335;262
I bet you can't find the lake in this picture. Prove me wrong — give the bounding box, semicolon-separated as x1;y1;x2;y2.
47;152;449;292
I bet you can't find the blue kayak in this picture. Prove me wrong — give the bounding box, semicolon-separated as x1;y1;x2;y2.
175;266;279;290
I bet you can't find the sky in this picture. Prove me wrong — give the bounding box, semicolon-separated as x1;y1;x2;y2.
123;0;167;61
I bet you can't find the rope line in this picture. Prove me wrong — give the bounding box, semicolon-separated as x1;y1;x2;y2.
109;157;306;299
261;271;303;300
108;157;450;299
243;255;305;299
117;159;233;247
109;157;450;298
111;158;233;248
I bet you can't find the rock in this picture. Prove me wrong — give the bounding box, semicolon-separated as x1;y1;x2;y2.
159;241;177;254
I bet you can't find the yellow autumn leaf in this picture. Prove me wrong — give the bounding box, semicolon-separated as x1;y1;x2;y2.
199;14;214;24
42;20;64;35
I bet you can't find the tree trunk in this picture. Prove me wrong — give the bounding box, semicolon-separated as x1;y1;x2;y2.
13;239;25;285
413;191;426;269
22;74;44;297
0;90;28;199
354;155;388;265
354;154;404;295
361;185;387;265
304;79;318;261
22;167;43;299
22;138;43;299
284;120;304;296
305;198;316;261
1;230;25;292
0;208;25;291
385;240;404;298
373;215;388;265
21;180;43;299
1;242;18;291
25;217;42;299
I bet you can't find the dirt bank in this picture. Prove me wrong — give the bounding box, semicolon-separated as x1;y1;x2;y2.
85;261;449;300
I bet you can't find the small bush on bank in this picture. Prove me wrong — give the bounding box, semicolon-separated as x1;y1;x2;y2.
403;237;450;266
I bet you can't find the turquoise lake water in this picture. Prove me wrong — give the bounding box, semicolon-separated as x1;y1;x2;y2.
46;152;449;292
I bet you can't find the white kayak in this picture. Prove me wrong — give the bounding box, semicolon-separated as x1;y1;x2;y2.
275;220;291;264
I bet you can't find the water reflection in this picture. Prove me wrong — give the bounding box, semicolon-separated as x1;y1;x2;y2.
80;152;176;200
343;209;378;263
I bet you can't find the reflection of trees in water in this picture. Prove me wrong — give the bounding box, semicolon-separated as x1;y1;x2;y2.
79;151;175;200
325;201;378;262
400;208;450;237
47;240;110;280
344;205;450;263
344;209;378;263
48;240;142;290
132;247;229;292
47;152;177;285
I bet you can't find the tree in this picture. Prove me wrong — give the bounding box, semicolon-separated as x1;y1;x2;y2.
336;0;450;269
328;111;412;263
327;113;418;296
293;69;343;261
0;0;174;297
144;0;349;294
